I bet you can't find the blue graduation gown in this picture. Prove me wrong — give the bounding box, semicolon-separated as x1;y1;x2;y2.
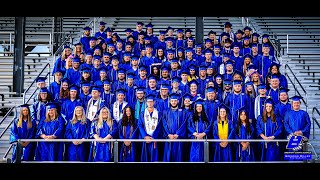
52;56;66;76
197;78;209;96
145;88;159;97
279;74;288;89
30;101;47;128
138;109;163;162
89;119;118;162
204;100;220;123
134;77;148;88
65;119;91;161
224;93;250;126
10;118;37;162
155;97;170;112
267;88;280;105
234;123;255;161
284;110;311;139
118;119;139;162
275;102;291;121
162;108;189;162
101;91;115;110
64;68;81;85
112;80;127;93
35;116;65;161
179;82;189;96
79;93;91;112
213;121;234;162
91;67;101;83
48;81;61;102
61;99;83;123
125;85;136;107
256;115;283;161
258;55;275;82
80;36;91;53
188;117;211;162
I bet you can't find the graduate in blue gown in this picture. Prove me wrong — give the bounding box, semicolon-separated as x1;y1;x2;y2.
234;107;255;161
64;56;81;85
284;96;311;139
267;62;288;89
118;106;139;162
138;94;163;162
35;102;65;161
256;98;283;161
188;99;211;162
213;104;234;162
48;70;63;102
65;106;90;161
257;44;275;82
89;107;118;162
124;73;136;106
100;80;115;110
10;104;37;162
155;83;170;112
61;85;83;124
52;45;72;76
30;87;51;128
266;74;281;105
162;93;189;162
79;81;92;111
204;87;220;123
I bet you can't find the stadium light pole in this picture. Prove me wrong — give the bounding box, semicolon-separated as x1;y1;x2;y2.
195;17;204;44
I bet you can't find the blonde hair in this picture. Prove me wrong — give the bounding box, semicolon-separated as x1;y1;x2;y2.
45;108;58;122
17;107;32;129
71;106;87;125
96;107;113;132
217;108;229;124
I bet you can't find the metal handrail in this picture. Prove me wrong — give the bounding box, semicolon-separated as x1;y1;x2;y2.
284;64;308;111
0;106;18;139
308;142;319;161
312;107;320;139
23;63;51;104
0;106;16;125
53;34;72;56
2;144;13;160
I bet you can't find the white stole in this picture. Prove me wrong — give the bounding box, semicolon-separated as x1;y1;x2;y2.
144;108;159;136
254;95;261;119
113;101;128;122
87;98;101;121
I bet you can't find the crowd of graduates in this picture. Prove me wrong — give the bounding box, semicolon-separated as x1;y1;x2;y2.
9;21;311;163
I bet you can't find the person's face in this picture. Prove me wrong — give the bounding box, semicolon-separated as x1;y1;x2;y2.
236;33;242;39
157;49;164;56
140;70;147;77
252;74;259;82
118;73;125;80
127;78;133;85
190;69;195;75
233;84;242;92
100;71;107;79
132;60;138;65
75;107;83;117
101;108;109;119
117;94;125;101
82;86;90;93
69;90;77;98
167;53;174;60
216;78;222;85
292;101;301;110
209;34;216;40
233;74;242;80
271;78;280;88
205;53;212;60
146;100;154;108
103;84;110;91
207;92;215;100
265;103;273;113
200;70;206;77
214;48;220;54
196;104;203;113
233;47;240;53
240;111;246;122
153;67;159;74
190;84;197;92
48;108;55;117
244;58;251;65
125;108;131;117
94;59;101;67
259;88;266;95
181;74;188;81
73;62;80;69
279;92;288;101
219;109;226;118
136;92;144;100
184;98;191;107
125;45;132;52
40;92;47;100
103;55;110;63
112;59;119;66
170;99;178;107
271;66;278;74
246;85;253;92
91;90;100;98
161;70;168;78
62;82;69;90
21;107;29;117
148;79;156;88
172;81;179;88
86;55;93;63
136;24;143;31
83;72;90;79
160;88;168;96
226;64;233;71
84;30;90;36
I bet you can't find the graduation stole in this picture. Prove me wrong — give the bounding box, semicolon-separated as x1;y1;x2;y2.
113;101;128;122
86;98;101;121
144;108;159;136
218;121;229;140
135;100;146;120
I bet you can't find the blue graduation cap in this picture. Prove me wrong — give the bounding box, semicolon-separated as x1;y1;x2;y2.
116;88;127;95
214;44;221;49
74;42;82;46
187;37;194;41
139;65;148;71
279;87;290;94
245;81;253;87
204;48;213;54
145;44;153;49
177;47;184;53
172;77;181;83
99;67;107;73
99;21;106;26
237;106;248;115
223;79;232;85
169;93;180;100
135;86;146;93
138;31;145;36
81;67;91;74
89;37;97;41
232;43;240;48
204;38;212;43
262;43;270;48
218;103;230;112
224;22;232;27
165;37;174;42
220;32;230;37
80;81;91;87
148;74;158;81
161;66;169;72
85;52;93;56
224;38;233;44
61;77;70;84
264;98;274;105
243;53;253;60
93;55;101;61
171;59;179;63
72;57;80;63
258;84;266;89
195;43;203;48
188;79;199;86
194;98;205;106
39;87;49;93
36;77;47;83
17;104;31;108
131;55;139;61
243;36;250;41
103;52;112;57
180;69;189;75
63;45;71;50
182;93;192;100
252;32;260;37
124;28;133;33
185;48;193;53
111;55;119;61
160;83;170;89
103;79;111;85
199;65;207;71
91;85;101;92
45;102;59;109
225;60;233;66
146;94;156;101
136;22;144;26
166;26;174;32
185;29;193;33
144;36;151;41
166;49;175;54
235;29;244;35
208;30;216;35
243;26;252;31
159;30;166;35
251;43;258;48
206;87;216;93
290;95;303;101
105;27;113;32
176;28;184;33
189;65;196;71
83;26;91;31
262;34;269;38
270;62;281;69
214;73;223;79
271;74;279;79
233;80;243;86
247;64;257;70
69;84;79;92
117;68;126;74
127;73;136;79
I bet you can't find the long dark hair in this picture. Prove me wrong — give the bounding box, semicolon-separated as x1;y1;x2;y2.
192;104;209;123
236;110;251;136
121;106;135;126
262;103;276;123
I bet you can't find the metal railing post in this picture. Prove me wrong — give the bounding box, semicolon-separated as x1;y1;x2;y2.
15;140;23;163
303;140;308;163
286;34;289;55
9;32;12;53
113;141;118;163
204;140;209;163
